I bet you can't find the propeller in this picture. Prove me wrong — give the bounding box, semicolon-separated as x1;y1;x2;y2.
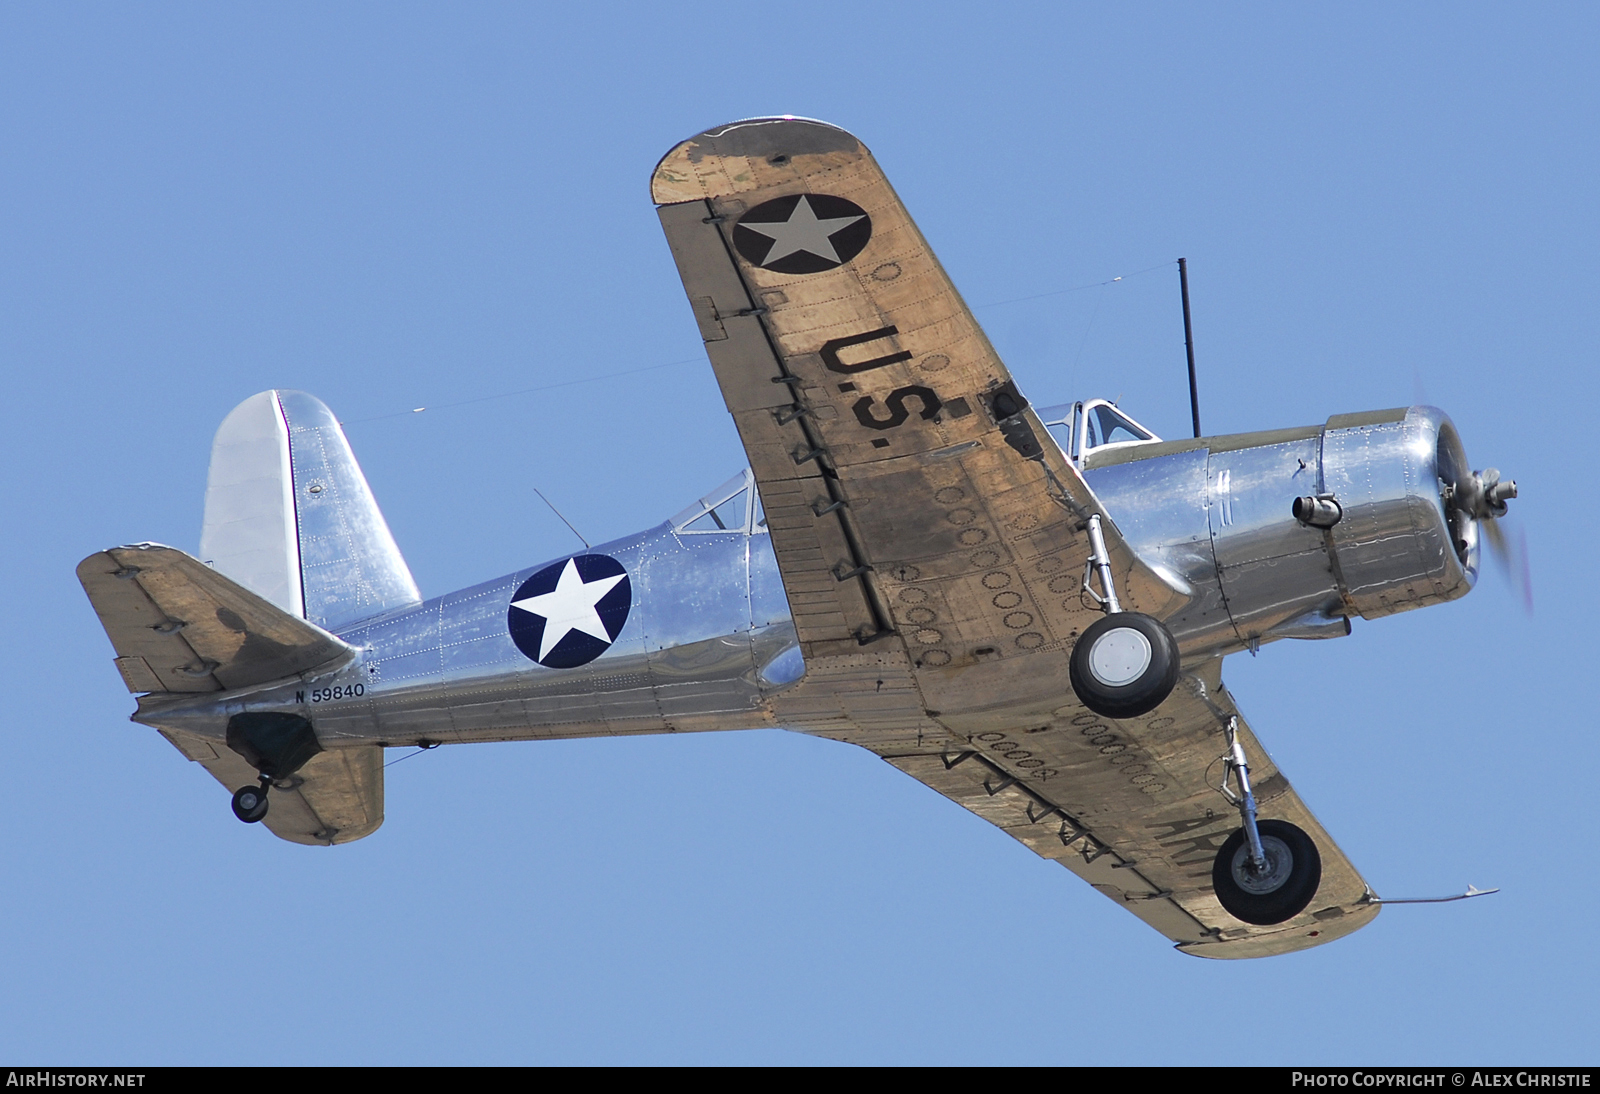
1447;466;1532;613
1482;511;1534;614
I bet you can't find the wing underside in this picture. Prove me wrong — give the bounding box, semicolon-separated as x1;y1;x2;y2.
653;117;1377;956
880;660;1379;958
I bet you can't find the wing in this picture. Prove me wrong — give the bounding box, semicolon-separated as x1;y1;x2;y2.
653;118;1378;956
653;118;1184;669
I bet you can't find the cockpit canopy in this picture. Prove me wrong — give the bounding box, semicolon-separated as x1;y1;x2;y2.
1038;399;1161;465
672;469;768;534
671;403;1158;534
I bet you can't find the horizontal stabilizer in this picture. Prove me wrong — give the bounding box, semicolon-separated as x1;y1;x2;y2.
159;728;382;845
78;543;355;694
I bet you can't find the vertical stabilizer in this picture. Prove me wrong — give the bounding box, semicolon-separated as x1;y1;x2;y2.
201;390;422;634
201;391;304;616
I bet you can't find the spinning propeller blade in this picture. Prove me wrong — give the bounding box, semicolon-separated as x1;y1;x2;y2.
1482;516;1534;614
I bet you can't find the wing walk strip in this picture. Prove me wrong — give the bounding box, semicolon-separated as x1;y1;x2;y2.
654;117;1379;957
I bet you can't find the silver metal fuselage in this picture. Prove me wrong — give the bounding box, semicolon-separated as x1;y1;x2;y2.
135;404;1476;750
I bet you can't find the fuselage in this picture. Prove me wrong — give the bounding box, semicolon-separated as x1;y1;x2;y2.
135;403;1477;750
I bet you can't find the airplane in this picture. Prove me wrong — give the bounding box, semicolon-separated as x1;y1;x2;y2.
77;117;1518;959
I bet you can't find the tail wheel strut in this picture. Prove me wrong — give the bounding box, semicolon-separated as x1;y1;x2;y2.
231;778;270;824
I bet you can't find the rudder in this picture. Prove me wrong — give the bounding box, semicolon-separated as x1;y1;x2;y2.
201;390;421;633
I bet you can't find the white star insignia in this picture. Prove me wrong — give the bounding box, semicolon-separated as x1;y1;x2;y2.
511;559;627;661
740;195;865;265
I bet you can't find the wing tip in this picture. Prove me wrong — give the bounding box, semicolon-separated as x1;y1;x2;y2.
1175;900;1382;959
651;115;865;205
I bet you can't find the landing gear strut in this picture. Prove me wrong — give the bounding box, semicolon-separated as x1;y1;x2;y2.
231;776;270;824
1068;514;1180;719
1210;718;1321;924
224;711;322;826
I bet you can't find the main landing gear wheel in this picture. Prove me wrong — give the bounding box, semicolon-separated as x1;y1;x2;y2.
231;784;270;824
1069;611;1180;719
1211;818;1321;925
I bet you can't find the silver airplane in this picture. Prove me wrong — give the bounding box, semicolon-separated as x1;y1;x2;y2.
78;118;1517;959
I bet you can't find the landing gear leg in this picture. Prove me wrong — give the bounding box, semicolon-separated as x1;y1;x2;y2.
231;775;270;824
1067;514;1180;719
1211;719;1321;924
1223;718;1268;874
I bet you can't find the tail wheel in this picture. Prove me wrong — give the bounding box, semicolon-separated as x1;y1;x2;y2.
231;785;270;824
1211;818;1322;924
1068;612;1180;719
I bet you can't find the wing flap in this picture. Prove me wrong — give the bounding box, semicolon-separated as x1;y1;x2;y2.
79;543;354;693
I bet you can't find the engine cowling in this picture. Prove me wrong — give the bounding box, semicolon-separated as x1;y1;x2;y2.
1318;406;1477;620
1080;405;1504;656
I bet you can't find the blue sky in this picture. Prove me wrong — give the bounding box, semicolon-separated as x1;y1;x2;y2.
3;3;1594;1063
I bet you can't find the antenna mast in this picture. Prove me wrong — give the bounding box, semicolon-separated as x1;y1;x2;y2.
1179;257;1201;438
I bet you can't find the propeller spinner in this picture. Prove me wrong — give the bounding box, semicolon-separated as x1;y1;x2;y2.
1440;446;1530;611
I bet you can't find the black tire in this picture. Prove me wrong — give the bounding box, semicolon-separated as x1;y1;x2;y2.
231;785;270;824
1211;819;1322;925
1068;611;1179;719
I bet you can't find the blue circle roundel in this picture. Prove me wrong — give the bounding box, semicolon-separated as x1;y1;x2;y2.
507;554;632;669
